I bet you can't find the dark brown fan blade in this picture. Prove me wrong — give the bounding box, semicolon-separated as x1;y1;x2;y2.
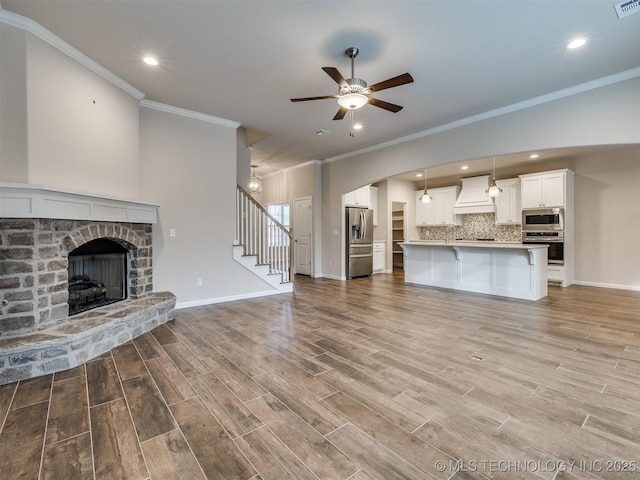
369;97;403;113
333;107;348;120
367;73;414;93
290;95;339;102
322;67;348;88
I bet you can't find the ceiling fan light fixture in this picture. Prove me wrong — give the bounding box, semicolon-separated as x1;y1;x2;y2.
337;93;368;110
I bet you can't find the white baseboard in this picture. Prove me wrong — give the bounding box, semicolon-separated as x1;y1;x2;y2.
175;289;285;310
313;273;345;281
572;280;640;292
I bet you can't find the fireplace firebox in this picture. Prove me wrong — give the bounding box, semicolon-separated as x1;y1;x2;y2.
68;238;128;315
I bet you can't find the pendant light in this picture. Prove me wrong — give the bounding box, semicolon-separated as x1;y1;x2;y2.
420;169;432;204
486;157;502;197
249;164;262;194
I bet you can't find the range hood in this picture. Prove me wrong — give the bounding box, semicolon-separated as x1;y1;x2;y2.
452;175;496;214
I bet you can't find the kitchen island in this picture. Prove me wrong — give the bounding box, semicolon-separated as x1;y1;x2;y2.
399;241;548;300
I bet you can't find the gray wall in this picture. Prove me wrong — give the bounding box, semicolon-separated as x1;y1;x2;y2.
0;24;141;199
139;107;271;305
0;23;28;182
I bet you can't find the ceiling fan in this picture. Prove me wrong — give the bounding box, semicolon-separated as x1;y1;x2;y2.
290;47;414;121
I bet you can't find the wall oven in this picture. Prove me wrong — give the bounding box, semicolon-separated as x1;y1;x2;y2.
522;231;564;265
522;208;564;231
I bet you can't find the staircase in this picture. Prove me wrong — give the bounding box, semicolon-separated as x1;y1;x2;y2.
235;185;293;293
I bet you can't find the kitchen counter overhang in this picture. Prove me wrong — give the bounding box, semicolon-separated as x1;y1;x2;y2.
399;241;548;301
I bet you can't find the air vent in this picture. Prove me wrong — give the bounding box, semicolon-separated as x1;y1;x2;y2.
615;0;640;18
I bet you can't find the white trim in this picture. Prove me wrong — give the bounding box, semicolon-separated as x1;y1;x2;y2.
175;289;284;309
140;99;241;128
0;182;159;223
572;280;640;292
0;9;145;100
326;67;640;163
317;273;346;281
262;160;322;179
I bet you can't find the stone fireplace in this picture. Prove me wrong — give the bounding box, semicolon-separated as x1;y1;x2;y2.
0;184;175;384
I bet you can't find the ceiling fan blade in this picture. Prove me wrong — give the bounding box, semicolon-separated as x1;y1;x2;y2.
367;73;414;93
290;95;339;102
369;97;403;113
322;67;348;88
333;107;348;120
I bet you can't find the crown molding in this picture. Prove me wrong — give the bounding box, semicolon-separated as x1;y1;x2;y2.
139;100;241;128
326;67;640;163
0;8;145;100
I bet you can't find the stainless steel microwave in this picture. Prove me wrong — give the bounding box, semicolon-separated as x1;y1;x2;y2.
522;208;564;231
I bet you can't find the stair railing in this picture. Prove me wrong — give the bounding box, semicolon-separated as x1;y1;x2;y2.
236;185;293;283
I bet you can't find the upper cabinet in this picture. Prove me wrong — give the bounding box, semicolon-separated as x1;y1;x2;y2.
344;185;371;208
520;171;566;209
494;178;521;224
415;186;461;226
370;186;378;225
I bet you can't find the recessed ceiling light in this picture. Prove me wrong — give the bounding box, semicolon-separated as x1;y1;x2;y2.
353;123;363;130
143;56;159;66
529;153;540;159
461;165;469;170
416;172;423;177
565;37;587;50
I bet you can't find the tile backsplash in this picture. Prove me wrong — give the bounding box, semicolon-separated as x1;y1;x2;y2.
418;213;521;242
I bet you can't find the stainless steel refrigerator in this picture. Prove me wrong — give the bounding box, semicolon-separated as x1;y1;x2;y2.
346;207;373;279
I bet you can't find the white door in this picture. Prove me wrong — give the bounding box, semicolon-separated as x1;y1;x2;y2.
294;197;313;275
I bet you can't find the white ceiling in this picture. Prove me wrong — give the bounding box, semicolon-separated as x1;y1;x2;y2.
3;1;639;178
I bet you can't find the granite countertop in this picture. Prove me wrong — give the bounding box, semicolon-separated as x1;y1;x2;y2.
401;241;548;249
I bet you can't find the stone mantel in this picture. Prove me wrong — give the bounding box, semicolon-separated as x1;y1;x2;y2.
0;183;159;224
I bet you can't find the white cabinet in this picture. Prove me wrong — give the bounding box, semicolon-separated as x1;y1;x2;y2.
373;241;386;273
494;178;521;225
415;190;428;226
370;186;378;226
344;185;370;208
415;186;461;226
547;265;565;283
520;171;566;209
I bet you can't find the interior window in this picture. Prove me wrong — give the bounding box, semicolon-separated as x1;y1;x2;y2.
267;203;290;228
266;202;290;246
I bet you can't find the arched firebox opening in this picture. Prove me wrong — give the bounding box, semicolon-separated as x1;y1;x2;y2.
68;238;129;315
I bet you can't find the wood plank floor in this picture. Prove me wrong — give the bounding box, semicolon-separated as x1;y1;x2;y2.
1;273;639;480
